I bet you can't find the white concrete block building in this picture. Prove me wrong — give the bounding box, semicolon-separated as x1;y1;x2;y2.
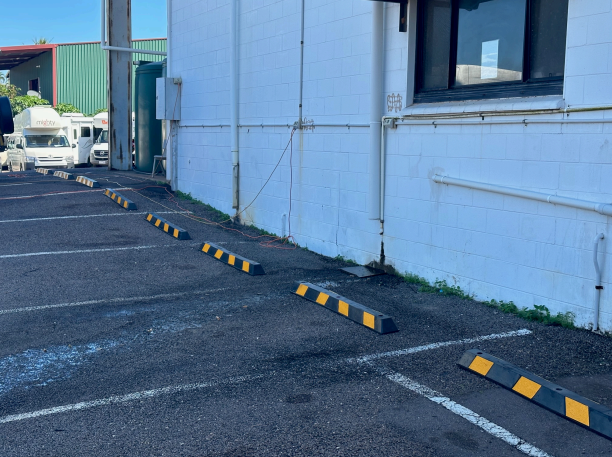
164;0;612;331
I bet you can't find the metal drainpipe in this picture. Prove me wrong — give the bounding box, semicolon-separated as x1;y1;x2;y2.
298;0;305;130
165;0;174;188
230;0;239;210
230;0;240;212
594;233;605;332
100;0;167;56
368;1;384;222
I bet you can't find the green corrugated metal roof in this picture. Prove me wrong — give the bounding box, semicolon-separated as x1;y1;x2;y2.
56;39;166;115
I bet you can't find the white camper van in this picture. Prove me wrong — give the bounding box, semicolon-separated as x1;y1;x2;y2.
0;135;7;170
61;113;95;166
90;112;108;166
6;107;75;171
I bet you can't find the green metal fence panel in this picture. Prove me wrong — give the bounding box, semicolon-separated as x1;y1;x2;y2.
9;51;54;103
56;39;166;116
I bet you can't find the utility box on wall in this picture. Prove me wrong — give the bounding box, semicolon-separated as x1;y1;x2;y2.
156;77;181;120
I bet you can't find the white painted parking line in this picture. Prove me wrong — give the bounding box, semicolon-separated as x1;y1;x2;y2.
384;370;552;457
0;245;168;259
0;211;189;224
352;329;532;363
0;183;34;187
1;190;102;200
0;375;262;425
0;288;230;316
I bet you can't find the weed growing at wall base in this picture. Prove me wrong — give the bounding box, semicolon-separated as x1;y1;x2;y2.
401;273;575;328
485;301;575;329
403;275;474;300
334;255;359;266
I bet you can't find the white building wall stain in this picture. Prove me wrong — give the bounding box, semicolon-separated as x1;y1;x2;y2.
169;0;612;330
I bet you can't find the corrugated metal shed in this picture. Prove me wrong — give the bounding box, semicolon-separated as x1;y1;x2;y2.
8;51;54;102
56;39;166;115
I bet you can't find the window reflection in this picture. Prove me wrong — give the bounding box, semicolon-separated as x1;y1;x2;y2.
455;0;527;86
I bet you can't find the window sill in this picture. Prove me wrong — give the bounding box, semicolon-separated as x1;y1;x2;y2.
401;95;566;118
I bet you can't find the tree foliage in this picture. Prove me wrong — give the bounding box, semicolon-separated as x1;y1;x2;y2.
54;103;81;116
11;95;50;116
89;108;108;117
0;83;19;100
32;37;52;45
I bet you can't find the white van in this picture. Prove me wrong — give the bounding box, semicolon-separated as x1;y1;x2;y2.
90;112;108;166
61;113;95;166
6;107;75;171
0;135;7;170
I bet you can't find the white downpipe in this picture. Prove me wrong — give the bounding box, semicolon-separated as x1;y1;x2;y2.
593;233;605;332
100;0;167;56
298;0;305;130
230;0;239;210
433;175;612;217
368;1;384;221
166;0;176;189
380;122;386;226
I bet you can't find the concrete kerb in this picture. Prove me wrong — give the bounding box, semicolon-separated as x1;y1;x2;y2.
76;176;100;188
200;242;265;276
458;349;612;441
104;189;137;210
292;282;399;334
53;171;75;180
36;168;54;175
145;212;190;240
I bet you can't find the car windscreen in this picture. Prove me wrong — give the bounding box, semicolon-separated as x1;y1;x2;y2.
25;135;70;148
97;130;108;144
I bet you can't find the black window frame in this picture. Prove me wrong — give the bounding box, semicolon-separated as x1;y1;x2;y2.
28;78;40;92
415;0;566;104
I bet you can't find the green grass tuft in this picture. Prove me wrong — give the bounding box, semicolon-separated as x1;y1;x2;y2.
484;300;576;328
334;255;359;266
403;275;473;300
400;272;575;328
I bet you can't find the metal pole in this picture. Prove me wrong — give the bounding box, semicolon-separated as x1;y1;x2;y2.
230;0;239;210
368;1;384;220
298;0;305;130
106;0;132;171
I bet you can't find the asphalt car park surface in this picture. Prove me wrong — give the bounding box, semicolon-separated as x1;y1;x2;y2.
1;168;612;456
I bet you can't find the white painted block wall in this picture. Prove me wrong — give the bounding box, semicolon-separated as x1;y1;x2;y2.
169;0;612;330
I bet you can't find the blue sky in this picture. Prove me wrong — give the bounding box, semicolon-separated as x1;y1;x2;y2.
1;0;167;47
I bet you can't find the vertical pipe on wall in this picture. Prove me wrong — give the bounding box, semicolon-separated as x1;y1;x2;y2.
593;233;605;332
405;0;418;107
165;0;174;188
368;1;384;220
230;0;239;210
298;0;305;130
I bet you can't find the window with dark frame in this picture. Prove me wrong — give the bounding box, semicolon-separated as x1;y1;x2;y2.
415;0;569;103
28;78;40;92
